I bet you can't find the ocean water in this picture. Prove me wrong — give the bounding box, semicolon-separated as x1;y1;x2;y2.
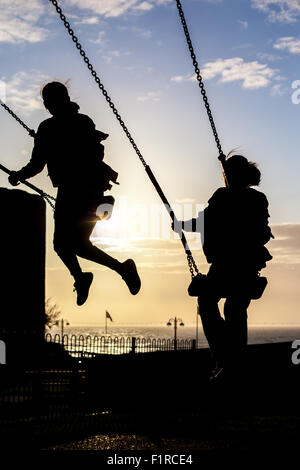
47;325;300;349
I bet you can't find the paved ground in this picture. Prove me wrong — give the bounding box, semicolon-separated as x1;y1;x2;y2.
42;413;300;455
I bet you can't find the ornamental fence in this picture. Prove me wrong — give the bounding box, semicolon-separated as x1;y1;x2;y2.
45;333;196;357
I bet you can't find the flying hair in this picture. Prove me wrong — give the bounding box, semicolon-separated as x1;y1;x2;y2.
225;150;261;187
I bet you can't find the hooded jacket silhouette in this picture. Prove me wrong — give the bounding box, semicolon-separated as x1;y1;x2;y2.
18;103;117;193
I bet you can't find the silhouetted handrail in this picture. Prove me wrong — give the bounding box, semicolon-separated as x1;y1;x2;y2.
45;333;195;356
0;163;56;210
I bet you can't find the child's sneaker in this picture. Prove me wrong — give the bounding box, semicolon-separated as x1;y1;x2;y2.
73;272;93;306
122;259;141;295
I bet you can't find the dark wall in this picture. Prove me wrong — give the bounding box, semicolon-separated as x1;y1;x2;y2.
0;188;46;365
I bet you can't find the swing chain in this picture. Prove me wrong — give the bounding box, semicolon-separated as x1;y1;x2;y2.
175;0;223;156
0;100;36;138
187;251;199;278
42;193;56;211
0;101;56;211
49;0;200;278
49;0;147;169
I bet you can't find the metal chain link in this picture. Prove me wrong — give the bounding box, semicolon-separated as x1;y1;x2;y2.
187;252;199;277
175;0;223;156
49;0;200;278
49;0;147;169
42;194;56;211
0;101;56;211
0;100;36;137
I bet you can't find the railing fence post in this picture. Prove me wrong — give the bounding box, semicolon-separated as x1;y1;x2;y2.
131;337;136;354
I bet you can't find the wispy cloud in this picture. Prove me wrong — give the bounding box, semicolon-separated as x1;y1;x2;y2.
270;83;287;95
171;57;278;90
197;0;223;3
274;37;300;54
257;52;283;61
137;91;161;102
171;73;194;83
65;0;171;18
3;71;49;115
88;31;106;45
117;25;153;39
132;26;152;39
0;0;48;44
91;224;300;272
75;16;99;25
238;20;249;30
90;237;204;273
269;224;300;264
102;49;131;63
134;1;154;11
251;0;300;23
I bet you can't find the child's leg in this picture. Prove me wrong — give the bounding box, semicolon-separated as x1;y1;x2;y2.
73;212;141;295
54;241;83;280
224;295;250;362
198;293;225;367
53;205;83;281
73;215;123;274
55;189;140;296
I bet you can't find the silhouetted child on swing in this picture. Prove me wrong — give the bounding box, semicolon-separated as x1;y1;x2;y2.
9;81;141;305
174;153;273;379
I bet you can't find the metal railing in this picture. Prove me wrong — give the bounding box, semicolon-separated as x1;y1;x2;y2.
0;337;198;443
45;333;196;357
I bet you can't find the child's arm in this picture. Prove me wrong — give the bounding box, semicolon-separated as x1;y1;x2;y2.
9;123;47;185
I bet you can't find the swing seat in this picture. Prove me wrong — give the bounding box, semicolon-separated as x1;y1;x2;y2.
188;273;207;297
188;272;268;300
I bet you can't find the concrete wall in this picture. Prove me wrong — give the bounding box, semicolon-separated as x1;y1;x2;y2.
0;188;46;365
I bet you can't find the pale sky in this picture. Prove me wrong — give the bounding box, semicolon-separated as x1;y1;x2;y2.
0;0;300;326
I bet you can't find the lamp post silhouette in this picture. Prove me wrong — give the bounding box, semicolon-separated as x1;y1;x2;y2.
55;318;70;342
167;317;184;350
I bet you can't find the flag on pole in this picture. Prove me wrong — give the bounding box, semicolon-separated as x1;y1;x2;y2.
106;310;113;322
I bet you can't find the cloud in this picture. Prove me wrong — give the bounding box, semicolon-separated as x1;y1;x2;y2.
3;71;49;115
269;224;300;264
171;57;278;90
0;0;48;43
90;224;300;266
137;91;161;102
65;0;171;18
251;0;300;23
238;20;249;29
89;31;106;45
75;16;99;25
257;52;283;61
117;25;153;39
132;27;152;39
197;0;223;3
171;74;195;83
89;237;205;273
270;83;287;95
91;224;300;274
134;1;153;11
274;37;300;54
102;49;131;63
